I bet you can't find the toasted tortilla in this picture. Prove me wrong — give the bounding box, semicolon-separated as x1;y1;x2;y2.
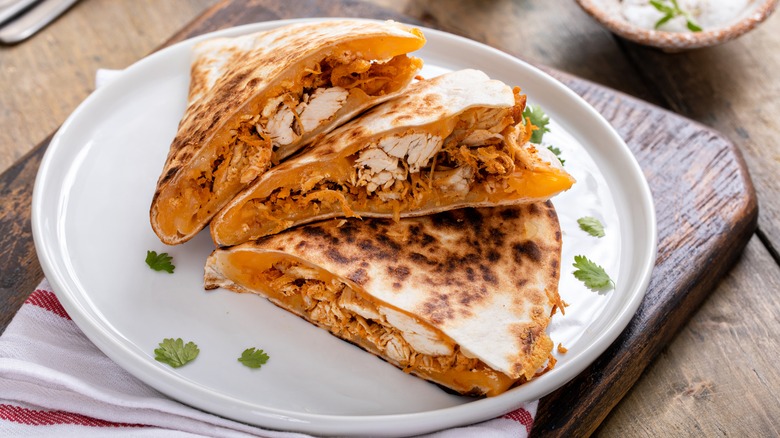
210;69;575;247
205;203;563;396
150;20;425;245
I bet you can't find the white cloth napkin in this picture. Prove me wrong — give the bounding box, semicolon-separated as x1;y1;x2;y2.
0;281;537;437
0;69;537;437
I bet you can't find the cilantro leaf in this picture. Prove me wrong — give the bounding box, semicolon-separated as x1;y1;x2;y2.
577;217;605;237
654;13;675;28
686;20;703;32
238;347;270;369
572;255;614;290
650;0;675;14
523;104;550;144
547;145;565;165
146;250;175;273
154;338;199;368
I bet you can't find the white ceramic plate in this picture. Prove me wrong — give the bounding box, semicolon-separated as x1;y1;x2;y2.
32;19;657;437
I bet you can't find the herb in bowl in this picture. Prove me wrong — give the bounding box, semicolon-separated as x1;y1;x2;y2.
649;0;703;31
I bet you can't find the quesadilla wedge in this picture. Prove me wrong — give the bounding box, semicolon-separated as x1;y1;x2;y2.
210;69;575;247
205;204;563;396
150;20;425;245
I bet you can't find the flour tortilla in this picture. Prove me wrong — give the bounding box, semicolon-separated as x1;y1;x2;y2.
205;204;563;396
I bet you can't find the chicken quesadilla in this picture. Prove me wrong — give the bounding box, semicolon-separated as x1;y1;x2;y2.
150;20;426;245
205;204;563;396
210;69;575;247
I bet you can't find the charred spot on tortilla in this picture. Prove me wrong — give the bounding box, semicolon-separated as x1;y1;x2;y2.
516;278;529;288
421;293;456;324
387;265;411;281
336;222;358;239
465;266;476;282
326;248;351;264
487;249;501;262
479;264;499;285
550;259;560;279
348;268;369;285
431;211;463;229
500;208;520;220
301;226;326;237
409;252;433;265
512;241;543;264
204;203;563;396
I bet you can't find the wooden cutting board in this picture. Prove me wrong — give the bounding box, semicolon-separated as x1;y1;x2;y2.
0;0;757;436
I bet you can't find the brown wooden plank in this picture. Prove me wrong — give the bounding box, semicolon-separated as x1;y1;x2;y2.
0;138;47;331
0;0;758;436
597;236;780;437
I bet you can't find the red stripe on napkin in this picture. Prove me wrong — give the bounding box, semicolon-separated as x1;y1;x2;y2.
503;407;533;434
24;290;70;320
0;404;145;428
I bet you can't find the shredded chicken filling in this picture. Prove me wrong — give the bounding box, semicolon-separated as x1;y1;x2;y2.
255;53;416;151
261;261;505;381
168;53;417;234
242;93;531;226
173;120;272;234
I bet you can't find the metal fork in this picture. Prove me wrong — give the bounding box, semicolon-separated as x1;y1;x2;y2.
0;0;80;44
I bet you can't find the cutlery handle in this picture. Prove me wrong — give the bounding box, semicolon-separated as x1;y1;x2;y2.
0;0;79;44
0;0;40;26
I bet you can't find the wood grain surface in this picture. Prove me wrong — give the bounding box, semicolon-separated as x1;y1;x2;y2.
601;236;780;437
1;0;777;436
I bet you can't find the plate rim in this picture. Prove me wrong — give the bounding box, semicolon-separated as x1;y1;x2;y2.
31;17;658;436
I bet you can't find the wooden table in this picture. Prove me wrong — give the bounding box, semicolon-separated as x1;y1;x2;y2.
2;0;779;436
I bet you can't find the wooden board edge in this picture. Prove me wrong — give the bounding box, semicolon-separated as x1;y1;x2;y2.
0;136;50;333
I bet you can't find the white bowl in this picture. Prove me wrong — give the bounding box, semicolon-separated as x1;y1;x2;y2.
576;0;778;51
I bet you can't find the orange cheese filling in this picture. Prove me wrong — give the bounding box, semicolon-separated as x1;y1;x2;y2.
214;93;575;245
216;251;520;396
154;44;422;242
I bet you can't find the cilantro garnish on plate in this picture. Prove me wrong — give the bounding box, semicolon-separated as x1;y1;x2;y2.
146;250;175;273
238;348;270;369
577;217;605;237
573;255;614;290
154;338;199;368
